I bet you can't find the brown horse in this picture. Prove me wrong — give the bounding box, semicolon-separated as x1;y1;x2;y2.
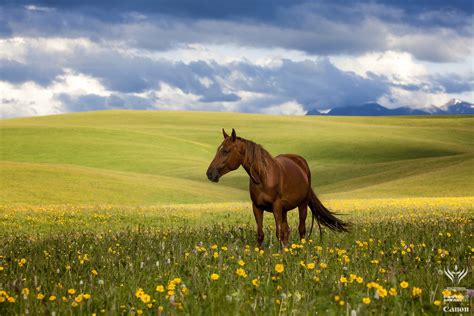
206;128;348;247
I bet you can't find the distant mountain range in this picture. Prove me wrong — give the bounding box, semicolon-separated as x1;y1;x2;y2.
306;99;474;116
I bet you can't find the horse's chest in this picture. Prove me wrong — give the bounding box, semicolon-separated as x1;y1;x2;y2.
249;184;277;210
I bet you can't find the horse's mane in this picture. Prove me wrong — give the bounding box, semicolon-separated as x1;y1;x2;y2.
238;137;272;179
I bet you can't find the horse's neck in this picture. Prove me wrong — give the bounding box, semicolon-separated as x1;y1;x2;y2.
241;148;274;184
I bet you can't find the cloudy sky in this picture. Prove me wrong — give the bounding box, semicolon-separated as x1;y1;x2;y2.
1;0;473;118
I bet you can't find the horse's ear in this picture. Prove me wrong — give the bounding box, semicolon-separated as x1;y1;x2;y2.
222;128;229;139
231;128;236;142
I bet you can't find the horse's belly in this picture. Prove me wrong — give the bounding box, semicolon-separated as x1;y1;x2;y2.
278;162;310;210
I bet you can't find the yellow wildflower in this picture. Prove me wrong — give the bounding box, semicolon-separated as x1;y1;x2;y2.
275;264;284;273
412;287;422;297
377;287;388;298
252;278;260;287
75;294;83;303
140;294;151;304
236;268;247;277
362;297;371;304
156;285;165;293
400;281;409;289
210;273;220;281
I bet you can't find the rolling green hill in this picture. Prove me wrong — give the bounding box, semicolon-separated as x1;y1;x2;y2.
1;110;472;205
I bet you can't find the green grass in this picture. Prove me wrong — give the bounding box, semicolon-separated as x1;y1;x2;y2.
1;111;473;205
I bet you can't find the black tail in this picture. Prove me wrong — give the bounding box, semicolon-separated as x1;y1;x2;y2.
308;189;349;238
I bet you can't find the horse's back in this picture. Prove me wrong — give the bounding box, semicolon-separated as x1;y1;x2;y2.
276;154;310;176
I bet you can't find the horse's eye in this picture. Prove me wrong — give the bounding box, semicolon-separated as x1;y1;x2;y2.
223;149;230;154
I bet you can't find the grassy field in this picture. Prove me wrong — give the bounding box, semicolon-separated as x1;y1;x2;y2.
0;199;472;315
0;111;473;315
1;110;473;204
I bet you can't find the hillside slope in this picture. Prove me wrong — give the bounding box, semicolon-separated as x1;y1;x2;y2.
1;110;473;205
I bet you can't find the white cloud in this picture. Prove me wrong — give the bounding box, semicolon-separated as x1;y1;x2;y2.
1;81;61;118
0;71;109;118
260;101;306;115
332;51;427;85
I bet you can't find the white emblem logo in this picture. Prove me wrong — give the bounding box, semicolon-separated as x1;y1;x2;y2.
444;265;468;285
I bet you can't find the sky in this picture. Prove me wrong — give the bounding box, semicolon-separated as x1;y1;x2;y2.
0;0;473;118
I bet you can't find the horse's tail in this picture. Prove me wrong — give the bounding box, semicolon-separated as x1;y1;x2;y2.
308;189;349;238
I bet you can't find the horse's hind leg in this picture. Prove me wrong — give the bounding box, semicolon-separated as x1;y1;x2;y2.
298;203;308;240
252;203;264;247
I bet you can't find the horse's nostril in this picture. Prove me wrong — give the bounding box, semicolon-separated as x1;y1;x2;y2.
207;168;219;181
206;169;214;180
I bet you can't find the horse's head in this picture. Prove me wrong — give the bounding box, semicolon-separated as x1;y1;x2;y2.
206;128;243;182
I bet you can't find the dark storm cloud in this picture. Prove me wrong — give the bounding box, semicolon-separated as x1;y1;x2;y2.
429;73;474;94
56;93;154;112
1;1;472;62
5;0;472;25
227;59;389;109
0;60;64;86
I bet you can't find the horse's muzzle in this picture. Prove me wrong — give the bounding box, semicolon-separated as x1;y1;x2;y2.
206;168;219;182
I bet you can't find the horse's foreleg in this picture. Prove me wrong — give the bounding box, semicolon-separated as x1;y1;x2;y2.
252;203;264;247
281;211;290;247
272;200;287;247
298;203;308;240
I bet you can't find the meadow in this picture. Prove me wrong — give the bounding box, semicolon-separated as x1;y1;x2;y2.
0;111;473;315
